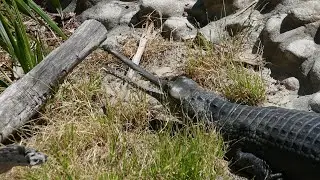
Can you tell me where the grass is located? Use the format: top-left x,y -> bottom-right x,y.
185,33 -> 266,106
0,22 -> 267,179
0,50 -> 231,179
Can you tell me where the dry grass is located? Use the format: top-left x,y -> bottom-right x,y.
0,47 -> 230,179
0,21 -> 267,179
185,33 -> 266,106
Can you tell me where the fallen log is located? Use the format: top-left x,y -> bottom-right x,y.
0,19 -> 108,142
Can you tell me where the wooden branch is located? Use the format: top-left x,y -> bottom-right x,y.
126,22 -> 154,78
120,22 -> 156,100
0,19 -> 108,142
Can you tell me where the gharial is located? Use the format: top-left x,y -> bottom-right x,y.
103,48 -> 320,180
0,144 -> 47,174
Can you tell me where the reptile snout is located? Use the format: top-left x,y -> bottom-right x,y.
25,149 -> 48,166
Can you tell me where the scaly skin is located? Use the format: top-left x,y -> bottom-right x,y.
105,49 -> 320,180
182,90 -> 320,180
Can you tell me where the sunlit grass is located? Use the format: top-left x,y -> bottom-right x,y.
185,33 -> 266,106
0,50 -> 230,179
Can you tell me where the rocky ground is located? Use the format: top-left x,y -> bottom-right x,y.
5,0 -> 320,179
45,0 -> 320,113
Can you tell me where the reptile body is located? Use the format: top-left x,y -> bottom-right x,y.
105,48 -> 320,180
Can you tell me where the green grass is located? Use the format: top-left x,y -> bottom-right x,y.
185,33 -> 266,106
0,25 -> 267,179
0,53 -> 230,179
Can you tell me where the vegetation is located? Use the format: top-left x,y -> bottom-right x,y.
0,6 -> 267,179
186,33 -> 266,106
0,54 -> 231,179
0,0 -> 66,88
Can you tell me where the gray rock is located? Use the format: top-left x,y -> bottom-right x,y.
260,12 -> 320,76
78,1 -> 139,30
287,1 -> 320,24
100,25 -> 133,50
199,20 -> 227,44
282,38 -> 318,66
308,55 -> 320,91
203,0 -> 255,18
285,94 -> 313,112
138,0 -> 186,18
309,92 -> 320,113
75,0 -> 106,13
281,77 -> 300,91
162,17 -> 197,41
200,10 -> 264,44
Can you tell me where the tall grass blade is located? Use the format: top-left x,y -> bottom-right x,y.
0,13 -> 19,63
0,20 -> 15,59
12,0 -> 35,72
0,79 -> 9,88
27,0 -> 67,39
49,0 -> 64,19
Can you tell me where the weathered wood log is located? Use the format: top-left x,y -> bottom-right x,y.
0,145 -> 47,174
0,19 -> 108,142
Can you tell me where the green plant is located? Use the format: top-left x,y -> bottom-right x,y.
185,32 -> 266,106
0,0 -> 67,88
0,54 -> 231,179
222,65 -> 265,106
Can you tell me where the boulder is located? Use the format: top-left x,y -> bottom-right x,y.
281,77 -> 300,91
78,1 -> 140,30
162,17 -> 197,41
200,10 -> 264,44
309,91 -> 320,113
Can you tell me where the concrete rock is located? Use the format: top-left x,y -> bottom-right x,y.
100,26 -> 133,50
75,0 -> 104,13
78,1 -> 139,30
138,0 -> 186,18
287,1 -> 320,24
282,38 -> 318,67
260,12 -> 320,77
309,92 -> 320,113
203,0 -> 255,18
200,10 -> 264,44
281,77 -> 300,91
308,55 -> 320,92
162,17 -> 197,41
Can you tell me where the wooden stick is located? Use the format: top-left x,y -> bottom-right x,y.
0,19 -> 107,142
127,21 -> 154,78
120,21 -> 156,100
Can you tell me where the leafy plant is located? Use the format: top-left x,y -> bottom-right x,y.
0,0 -> 67,89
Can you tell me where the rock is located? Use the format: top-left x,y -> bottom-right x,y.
309,55 -> 320,91
260,11 -> 320,78
200,20 -> 227,44
287,1 -> 320,24
309,92 -> 320,113
138,0 -> 186,18
200,10 -> 264,44
282,38 -> 319,67
78,1 -> 140,30
162,17 -> 197,41
100,26 -> 133,50
186,0 -> 207,26
281,77 -> 300,91
75,0 -> 106,14
152,66 -> 173,77
203,0 -> 255,19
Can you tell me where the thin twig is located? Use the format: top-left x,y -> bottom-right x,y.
121,19 -> 156,100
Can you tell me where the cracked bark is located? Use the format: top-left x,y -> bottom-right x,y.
0,19 -> 108,142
